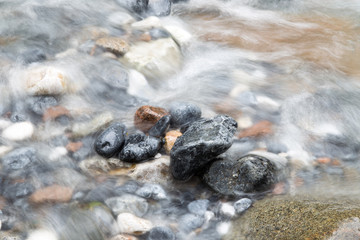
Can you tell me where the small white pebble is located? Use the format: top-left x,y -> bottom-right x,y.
216,222 -> 231,236
154,153 -> 162,159
220,203 -> 236,218
49,147 -> 68,161
2,121 -> 34,141
237,116 -> 253,129
26,229 -> 58,240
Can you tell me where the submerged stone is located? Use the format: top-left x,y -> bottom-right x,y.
94,123 -> 127,158
147,226 -> 175,240
169,102 -> 201,128
148,115 -> 171,138
170,115 -> 237,181
134,105 -> 169,133
105,194 -> 149,217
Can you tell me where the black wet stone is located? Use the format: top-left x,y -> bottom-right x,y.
170,115 -> 237,181
148,226 -> 175,240
94,123 -> 127,158
2,147 -> 37,173
119,133 -> 161,163
169,102 -> 202,128
27,95 -> 58,115
148,115 -> 171,138
203,154 -> 277,196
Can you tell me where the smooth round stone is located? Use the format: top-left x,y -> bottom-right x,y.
187,199 -> 209,216
94,123 -> 127,158
219,203 -> 236,218
117,213 -> 153,235
27,96 -> 58,115
119,134 -> 162,163
178,213 -> 205,233
105,194 -> 149,217
2,121 -> 34,141
2,147 -> 37,172
134,105 -> 169,133
234,198 -> 252,214
135,183 -> 167,200
169,102 -> 201,128
148,226 -> 175,240
148,115 -> 171,138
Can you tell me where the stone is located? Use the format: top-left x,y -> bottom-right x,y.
116,0 -> 149,15
79,157 -> 111,176
94,123 -> 127,158
25,66 -> 68,95
3,182 -> 35,202
131,16 -> 162,30
216,222 -> 231,236
95,37 -> 130,56
119,133 -> 162,163
122,38 -> 181,83
117,213 -> 153,235
2,147 -> 37,172
164,130 -> 182,153
71,112 -> 113,138
169,102 -> 201,128
203,154 -> 278,195
170,115 -> 237,181
149,28 -> 170,40
134,105 -> 169,132
49,147 -> 68,161
26,229 -> 58,240
27,96 -> 58,115
234,198 -> 252,214
105,194 -> 149,217
66,141 -> 83,153
108,12 -> 136,28
328,217 -> 360,240
29,185 -> 73,204
148,0 -> 172,17
147,226 -> 175,240
219,203 -> 236,218
238,120 -> 273,138
187,199 -> 209,216
178,213 -> 205,233
163,25 -> 192,47
135,183 -> 167,200
148,115 -> 171,137
2,121 -> 34,141
43,106 -> 70,121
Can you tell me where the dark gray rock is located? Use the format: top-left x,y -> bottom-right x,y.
203,154 -> 277,196
148,226 -> 175,240
148,0 -> 172,16
148,115 -> 171,138
169,102 -> 202,128
234,198 -> 252,214
116,0 -> 149,14
92,206 -> 119,236
119,133 -> 161,163
135,183 -> 167,200
94,123 -> 127,158
105,194 -> 148,217
179,213 -> 205,233
187,199 -> 209,216
114,180 -> 140,195
170,115 -> 237,181
27,96 -> 58,115
2,147 -> 37,173
149,28 -> 171,40
3,182 -> 35,202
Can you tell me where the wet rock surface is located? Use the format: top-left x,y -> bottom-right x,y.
148,115 -> 171,138
94,122 -> 127,158
134,105 -> 169,133
169,102 -> 202,128
170,115 -> 237,180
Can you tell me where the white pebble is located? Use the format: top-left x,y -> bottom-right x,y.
2,121 -> 34,141
220,203 -> 236,218
216,222 -> 231,236
49,147 -> 68,161
117,213 -> 153,235
26,229 -> 58,240
237,116 -> 253,129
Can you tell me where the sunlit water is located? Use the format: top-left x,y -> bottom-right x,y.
1,0 -> 360,239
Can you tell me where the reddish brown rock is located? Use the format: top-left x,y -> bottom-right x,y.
43,106 -> 70,121
238,120 -> 273,138
29,185 -> 73,204
66,141 -> 83,152
164,130 -> 182,153
134,105 -> 169,132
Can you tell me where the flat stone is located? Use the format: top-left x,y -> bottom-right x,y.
170,115 -> 237,181
29,185 -> 73,204
105,194 -> 148,217
79,157 -> 111,176
238,120 -> 273,138
234,198 -> 252,214
96,37 -> 129,56
134,105 -> 169,133
164,130 -> 182,153
117,213 -> 153,235
2,121 -> 34,141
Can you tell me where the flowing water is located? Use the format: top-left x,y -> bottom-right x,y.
1,0 -> 360,239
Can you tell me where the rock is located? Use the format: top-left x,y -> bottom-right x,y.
179,213 -> 204,233
66,141 -> 83,153
111,234 -> 138,240
134,105 -> 169,132
26,229 -> 58,240
95,37 -> 130,56
115,181 -> 140,194
170,115 -> 237,181
119,133 -> 162,163
108,12 -> 136,28
164,130 -> 182,153
79,157 -> 111,176
27,96 -> 58,115
21,48 -> 46,64
116,0 -> 149,15
187,199 -> 209,216
203,154 -> 278,195
29,185 -> 73,204
71,112 -> 113,138
122,38 -> 181,83
148,0 -> 172,16
163,25 -> 192,47
149,28 -> 170,40
169,102 -> 201,128
49,146 -> 68,161
148,115 -> 171,137
234,198 -> 252,214
219,203 -> 236,218
2,121 -> 34,141
2,147 -> 37,173
238,120 -> 273,138
94,123 -> 127,158
131,16 -> 162,30
105,194 -> 149,217
43,106 -> 70,121
147,226 -> 175,240
3,182 -> 35,201
117,213 -> 153,235
25,66 -> 68,95
135,183 -> 167,200
217,222 -> 231,236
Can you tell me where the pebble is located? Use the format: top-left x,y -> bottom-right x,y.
71,112 -> 113,138
117,213 -> 153,235
95,37 -> 129,56
2,147 -> 37,172
94,122 -> 127,158
187,199 -> 209,216
147,226 -> 175,240
131,16 -> 162,30
29,184 -> 73,204
169,102 -> 202,128
178,213 -> 205,233
219,203 -> 236,218
234,198 -> 252,214
43,106 -> 70,121
49,146 -> 68,161
25,66 -> 68,95
238,120 -> 273,138
148,115 -> 171,137
2,121 -> 34,141
27,95 -> 58,115
105,194 -> 149,217
134,105 -> 169,132
135,183 -> 167,200
164,130 -> 182,153
26,229 -> 58,240
79,157 -> 111,176
170,115 -> 237,180
163,25 -> 192,47
216,222 -> 231,236
3,182 -> 35,202
119,134 -> 162,163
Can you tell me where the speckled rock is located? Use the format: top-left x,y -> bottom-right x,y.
94,123 -> 127,158
135,183 -> 167,200
2,147 -> 37,173
169,102 -> 201,128
27,96 -> 58,115
134,105 -> 169,132
117,213 -> 153,235
178,213 -> 205,233
95,37 -> 129,56
187,199 -> 209,216
170,115 -> 237,181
